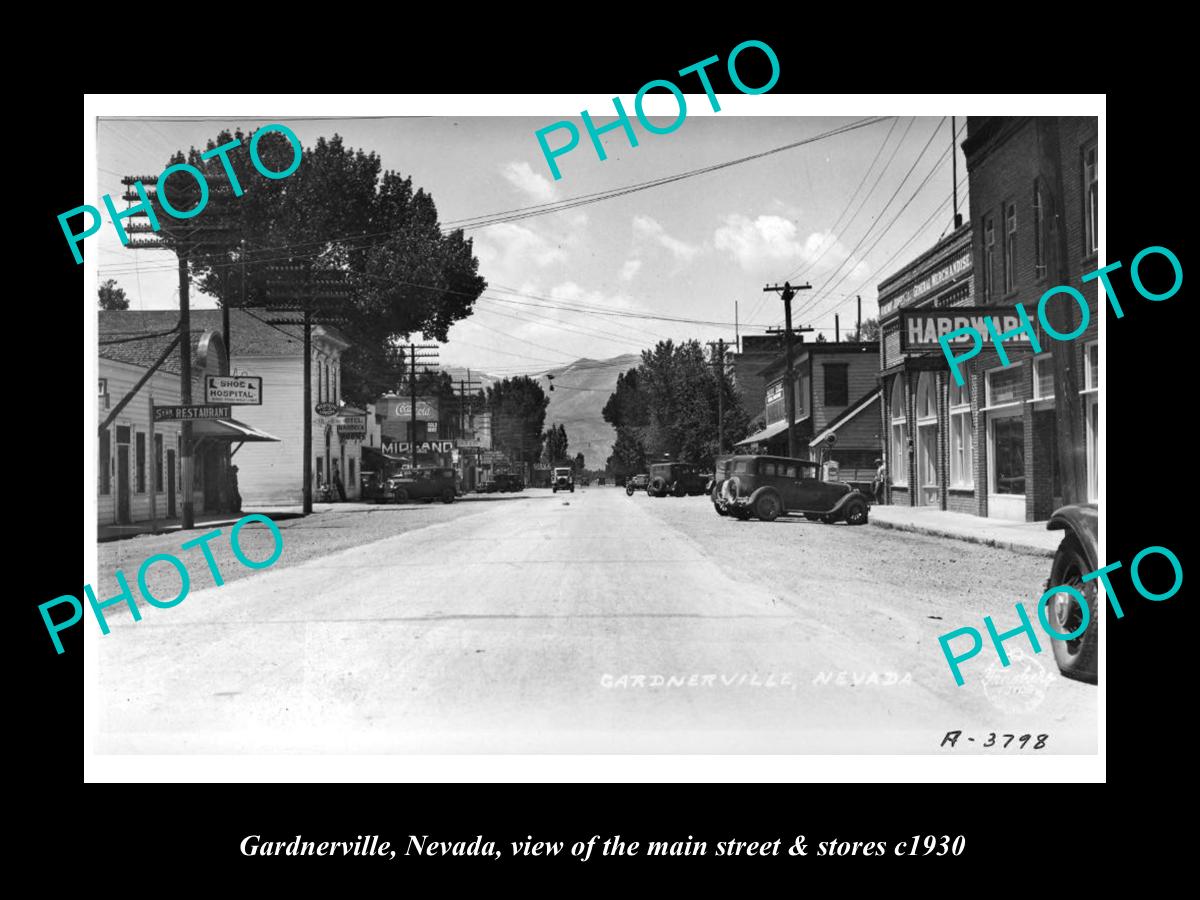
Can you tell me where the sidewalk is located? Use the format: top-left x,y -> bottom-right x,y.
97,505 -> 311,542
868,504 -> 1061,558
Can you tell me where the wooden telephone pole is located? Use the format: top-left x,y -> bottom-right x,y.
763,281 -> 813,458
402,344 -> 440,462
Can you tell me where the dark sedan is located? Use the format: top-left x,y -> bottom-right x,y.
712,454 -> 870,524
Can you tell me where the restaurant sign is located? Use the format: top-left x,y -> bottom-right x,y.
900,307 -> 1039,352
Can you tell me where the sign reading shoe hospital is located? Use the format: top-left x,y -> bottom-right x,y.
205,374 -> 262,405
899,307 -> 1041,352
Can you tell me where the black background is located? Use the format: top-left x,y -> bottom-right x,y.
21,24 -> 1184,886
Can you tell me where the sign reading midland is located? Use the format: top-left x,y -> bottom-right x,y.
205,375 -> 262,405
900,307 -> 1040,352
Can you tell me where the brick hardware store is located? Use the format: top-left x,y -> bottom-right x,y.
880,116 -> 1100,522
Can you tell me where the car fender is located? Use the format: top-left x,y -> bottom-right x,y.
1046,504 -> 1098,571
748,485 -> 785,512
827,490 -> 869,515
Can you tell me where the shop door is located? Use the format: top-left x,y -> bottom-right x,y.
116,445 -> 131,524
166,449 -> 177,518
917,425 -> 938,506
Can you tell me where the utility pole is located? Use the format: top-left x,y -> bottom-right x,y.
1036,117 -> 1086,505
857,295 -> 862,341
402,343 -> 440,464
835,314 -> 840,343
763,281 -> 813,458
707,339 -> 730,454
121,169 -> 238,530
951,116 -> 962,229
734,301 -> 740,353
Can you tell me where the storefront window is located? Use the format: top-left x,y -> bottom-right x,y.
765,381 -> 784,423
99,429 -> 111,495
889,376 -> 908,487
1034,355 -> 1055,400
1084,342 -> 1099,391
949,377 -> 973,488
915,373 -> 938,505
991,416 -> 1025,495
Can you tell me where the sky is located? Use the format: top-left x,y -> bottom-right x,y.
95,113 -> 968,375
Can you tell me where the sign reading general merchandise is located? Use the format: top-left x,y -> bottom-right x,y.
881,252 -> 971,316
900,308 -> 1039,352
153,404 -> 231,422
205,375 -> 262,405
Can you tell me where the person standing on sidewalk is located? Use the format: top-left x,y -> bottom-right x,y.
872,458 -> 887,505
333,466 -> 346,502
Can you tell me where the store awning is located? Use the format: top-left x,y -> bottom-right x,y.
190,418 -> 280,443
362,445 -> 405,464
735,418 -> 791,446
809,389 -> 881,447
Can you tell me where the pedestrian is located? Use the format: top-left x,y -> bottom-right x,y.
333,466 -> 346,502
228,464 -> 242,514
872,458 -> 886,504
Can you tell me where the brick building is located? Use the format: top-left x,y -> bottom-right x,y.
957,116 -> 1099,520
877,223 -> 976,513
728,333 -> 781,418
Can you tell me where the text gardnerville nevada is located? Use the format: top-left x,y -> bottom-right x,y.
84,98 -> 1104,753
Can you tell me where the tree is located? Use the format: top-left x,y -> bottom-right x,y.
154,129 -> 486,406
487,376 -> 549,467
574,451 -> 585,472
816,333 -> 828,343
844,317 -> 880,342
544,422 -> 569,462
98,278 -> 129,310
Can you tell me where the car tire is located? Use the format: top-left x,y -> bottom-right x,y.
626,484 -> 635,496
731,508 -> 752,521
442,489 -> 455,504
843,500 -> 868,526
650,476 -> 668,497
713,503 -> 728,517
1047,534 -> 1098,684
393,489 -> 408,504
754,493 -> 781,522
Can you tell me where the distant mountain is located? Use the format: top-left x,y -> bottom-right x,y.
446,354 -> 639,470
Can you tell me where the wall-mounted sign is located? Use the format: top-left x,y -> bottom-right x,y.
383,440 -> 456,454
206,374 -> 262,405
899,308 -> 1039,352
881,252 -> 971,316
153,404 -> 231,422
315,401 -> 339,417
392,400 -> 438,420
336,413 -> 367,438
765,382 -> 783,403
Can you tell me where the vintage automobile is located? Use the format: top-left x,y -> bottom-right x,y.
552,466 -> 575,493
360,470 -> 392,503
1044,503 -> 1098,684
625,473 -> 650,496
712,454 -> 870,524
493,473 -> 525,493
388,467 -> 457,504
647,462 -> 708,498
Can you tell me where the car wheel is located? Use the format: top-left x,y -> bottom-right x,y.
570,486 -> 575,493
844,500 -> 868,526
626,485 -> 635,496
393,489 -> 408,504
649,476 -> 668,497
442,489 -> 455,504
713,502 -> 728,517
1047,534 -> 1098,683
731,508 -> 752,521
754,493 -> 781,522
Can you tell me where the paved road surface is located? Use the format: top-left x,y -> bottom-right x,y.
96,488 -> 1097,754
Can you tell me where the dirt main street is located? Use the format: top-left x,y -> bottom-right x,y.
93,487 -> 1097,754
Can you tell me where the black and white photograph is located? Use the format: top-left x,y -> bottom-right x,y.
79,97 -> 1104,770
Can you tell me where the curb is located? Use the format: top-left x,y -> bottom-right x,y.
868,518 -> 1056,559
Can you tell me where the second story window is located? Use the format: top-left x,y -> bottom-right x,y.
824,364 -> 849,406
1033,183 -> 1046,279
1083,143 -> 1098,255
982,216 -> 995,301
1003,203 -> 1017,293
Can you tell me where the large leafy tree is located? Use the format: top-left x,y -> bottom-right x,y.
487,376 -> 549,467
153,128 -> 485,405
544,422 -> 569,462
98,278 -> 129,310
603,339 -> 750,469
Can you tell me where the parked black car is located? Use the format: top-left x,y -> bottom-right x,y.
712,454 -> 869,524
388,467 -> 457,504
647,462 -> 708,497
1044,503 -> 1098,684
625,473 -> 650,496
493,473 -> 525,493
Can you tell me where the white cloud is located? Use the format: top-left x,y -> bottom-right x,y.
714,214 -> 870,282
631,214 -> 699,262
475,222 -> 566,274
500,160 -> 558,203
618,259 -> 642,282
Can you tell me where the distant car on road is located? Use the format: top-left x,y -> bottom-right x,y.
493,473 -> 525,493
1044,503 -> 1098,684
647,462 -> 708,498
625,473 -> 650,496
389,467 -> 457,504
712,454 -> 869,524
360,470 -> 391,503
552,467 -> 574,493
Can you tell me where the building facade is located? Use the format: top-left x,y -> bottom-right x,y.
737,340 -> 882,483
960,116 -> 1099,521
877,223 -> 976,513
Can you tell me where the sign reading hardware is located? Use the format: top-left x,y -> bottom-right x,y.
153,404 -> 232,422
900,308 -> 1039,352
205,375 -> 262,405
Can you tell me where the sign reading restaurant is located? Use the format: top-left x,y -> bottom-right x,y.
205,374 -> 262,405
900,307 -> 1039,352
880,251 -> 971,316
153,404 -> 232,422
